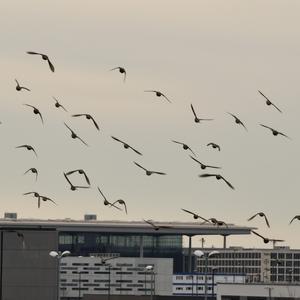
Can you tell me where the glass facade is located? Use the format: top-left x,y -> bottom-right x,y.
59,232 -> 183,271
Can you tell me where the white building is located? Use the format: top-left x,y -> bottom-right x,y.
173,273 -> 246,296
59,256 -> 173,299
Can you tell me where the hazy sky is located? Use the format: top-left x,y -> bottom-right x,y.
1,0 -> 300,249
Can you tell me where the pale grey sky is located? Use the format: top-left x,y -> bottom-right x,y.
0,0 -> 300,248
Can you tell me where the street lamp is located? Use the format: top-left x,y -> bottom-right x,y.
49,250 -> 71,300
75,271 -> 83,300
145,265 -> 154,300
194,250 -> 219,300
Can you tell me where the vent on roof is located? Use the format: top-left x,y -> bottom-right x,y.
4,212 -> 17,220
84,214 -> 97,221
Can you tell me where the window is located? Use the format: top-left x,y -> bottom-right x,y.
176,276 -> 183,280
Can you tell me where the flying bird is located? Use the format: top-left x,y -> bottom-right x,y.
289,215 -> 300,224
52,97 -> 67,112
189,155 -> 221,170
110,67 -> 127,82
26,51 -> 55,72
16,145 -> 37,157
260,124 -> 291,139
248,212 -> 270,228
23,191 -> 41,208
190,104 -> 213,123
111,136 -> 142,155
97,187 -> 121,210
64,123 -> 88,146
181,208 -> 210,222
258,90 -> 282,113
72,114 -> 100,131
144,90 -> 171,103
134,162 -> 166,176
23,104 -> 43,124
208,218 -> 228,227
207,143 -> 220,151
65,169 -> 91,185
227,112 -> 247,131
199,173 -> 235,190
15,79 -> 30,91
172,140 -> 196,156
252,230 -> 284,244
23,167 -> 38,181
143,219 -> 172,231
63,172 -> 90,191
111,199 -> 128,214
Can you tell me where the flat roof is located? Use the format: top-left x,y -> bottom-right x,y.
0,218 -> 255,236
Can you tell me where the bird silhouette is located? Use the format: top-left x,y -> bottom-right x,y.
23,191 -> 41,208
16,145 -> 37,157
111,136 -> 142,155
97,187 -> 122,210
172,140 -> 196,156
207,143 -> 221,151
289,215 -> 300,224
53,97 -> 67,112
143,219 -> 172,231
64,123 -> 88,146
26,51 -> 55,72
110,67 -> 127,82
260,124 -> 290,139
72,114 -> 100,131
111,199 -> 128,214
24,104 -> 44,124
190,104 -> 213,123
65,169 -> 91,185
248,212 -> 270,228
258,90 -> 282,113
23,167 -> 38,181
207,218 -> 228,227
63,172 -> 90,191
199,173 -> 235,190
252,230 -> 284,244
134,162 -> 166,176
144,90 -> 171,103
15,79 -> 30,91
227,112 -> 247,131
181,208 -> 210,222
189,155 -> 221,170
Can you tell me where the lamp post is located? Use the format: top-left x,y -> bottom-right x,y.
100,256 -> 118,300
49,250 -> 71,300
75,271 -> 83,300
145,265 -> 154,300
0,230 -> 25,300
194,250 -> 219,300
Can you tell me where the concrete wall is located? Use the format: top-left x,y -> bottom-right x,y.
1,229 -> 58,300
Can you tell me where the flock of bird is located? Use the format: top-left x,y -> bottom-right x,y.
8,51 -> 297,247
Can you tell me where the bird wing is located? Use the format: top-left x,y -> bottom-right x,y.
15,79 -> 20,87
190,104 -> 197,118
247,213 -> 259,221
44,197 -> 57,205
30,147 -> 38,157
63,172 -> 73,187
47,58 -> 55,72
111,136 -> 124,144
110,67 -> 120,71
38,111 -> 44,124
199,173 -> 217,178
181,208 -> 196,216
23,168 -> 32,175
260,124 -> 273,131
123,70 -> 126,82
251,230 -> 265,239
23,192 -> 37,196
90,116 -> 100,130
220,176 -> 235,190
38,197 -> 40,209
227,112 -> 237,120
172,140 -> 183,145
77,135 -> 89,146
161,93 -> 172,103
27,51 -> 42,55
206,164 -> 221,169
189,155 -> 203,166
278,131 -> 291,140
258,90 -> 271,102
97,187 -> 108,202
74,185 -> 90,189
129,145 -> 142,155
65,170 -> 77,176
82,171 -> 91,185
188,147 -> 196,156
64,122 -> 73,133
24,103 -> 35,109
271,102 -> 282,113
289,216 -> 299,224
134,161 -> 147,171
143,219 -> 155,228
152,171 -> 167,175
240,121 -> 248,131
144,90 -> 156,93
72,114 -> 85,117
264,215 -> 270,228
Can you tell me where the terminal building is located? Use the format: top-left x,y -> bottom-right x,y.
0,213 -> 300,299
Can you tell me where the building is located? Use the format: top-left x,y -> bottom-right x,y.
0,214 -> 255,300
190,246 -> 300,284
